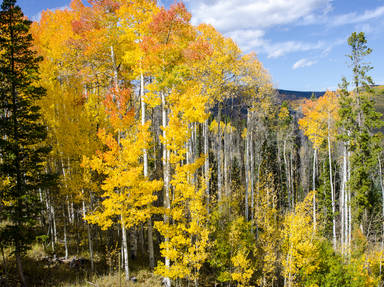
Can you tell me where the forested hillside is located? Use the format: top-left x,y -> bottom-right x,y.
1,1 -> 384,287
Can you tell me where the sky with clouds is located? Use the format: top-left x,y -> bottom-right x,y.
18,0 -> 384,91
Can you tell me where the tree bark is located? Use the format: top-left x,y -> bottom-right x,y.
224,126 -> 228,198
63,207 -> 69,259
217,105 -> 223,203
82,200 -> 94,272
121,217 -> 130,281
312,148 -> 317,231
328,135 -> 336,249
148,217 -> 155,270
250,131 -> 255,222
245,112 -> 250,220
283,140 -> 291,210
16,249 -> 27,287
162,92 -> 171,287
204,120 -> 210,211
1,244 -> 7,278
341,143 -> 347,255
140,71 -> 155,270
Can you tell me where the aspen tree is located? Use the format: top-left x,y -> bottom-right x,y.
82,87 -> 162,280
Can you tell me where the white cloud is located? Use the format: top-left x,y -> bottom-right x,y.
266,41 -> 324,58
225,29 -> 325,58
357,23 -> 373,34
225,29 -> 265,51
320,37 -> 345,57
292,58 -> 317,69
190,0 -> 331,33
330,5 -> 384,26
188,0 -> 384,60
188,0 -> 333,58
31,5 -> 68,22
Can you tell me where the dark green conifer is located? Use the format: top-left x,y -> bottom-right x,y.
338,32 -> 383,232
0,0 -> 53,285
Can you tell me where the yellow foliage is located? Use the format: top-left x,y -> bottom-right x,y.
83,120 -> 162,230
298,90 -> 339,150
231,250 -> 254,287
282,191 -> 321,287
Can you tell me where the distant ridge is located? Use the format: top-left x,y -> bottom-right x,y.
277,89 -> 325,101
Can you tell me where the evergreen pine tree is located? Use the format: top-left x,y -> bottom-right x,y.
338,32 -> 383,235
0,0 -> 52,285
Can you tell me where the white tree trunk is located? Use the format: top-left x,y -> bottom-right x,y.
283,140 -> 291,210
312,148 -> 317,231
51,205 -> 57,245
245,112 -> 250,220
290,151 -> 294,208
250,132 -> 255,221
245,134 -> 249,220
224,128 -> 228,198
63,208 -> 68,259
140,71 -> 155,269
348,150 -> 352,252
204,120 -> 210,210
217,108 -> 222,203
121,217 -> 130,281
82,200 -> 94,272
162,92 -> 171,287
341,144 -> 346,255
328,135 -> 336,249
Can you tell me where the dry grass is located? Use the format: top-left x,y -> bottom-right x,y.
0,242 -> 163,287
60,270 -> 162,287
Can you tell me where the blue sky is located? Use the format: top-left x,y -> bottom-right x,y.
17,0 -> 384,91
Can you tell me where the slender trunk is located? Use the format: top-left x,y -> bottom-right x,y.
45,193 -> 54,252
148,217 -> 155,269
70,201 -> 74,224
204,120 -> 210,211
141,71 -> 148,178
130,229 -> 138,260
312,148 -> 317,231
328,135 -> 336,249
250,132 -> 255,222
16,249 -> 27,287
342,144 -> 351,256
283,140 -> 290,209
290,152 -> 294,208
245,112 -> 250,220
111,46 -> 118,89
39,189 -> 44,225
50,202 -> 57,255
51,205 -> 57,245
67,200 -> 72,225
121,217 -> 129,281
341,143 -> 347,255
63,207 -> 68,260
82,200 -> 94,272
245,130 -> 249,220
347,150 -> 351,253
217,106 -> 222,203
1,244 -> 7,277
140,71 -> 155,269
162,92 -> 171,287
224,127 -> 228,198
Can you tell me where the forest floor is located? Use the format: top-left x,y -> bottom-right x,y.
0,244 -> 162,287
